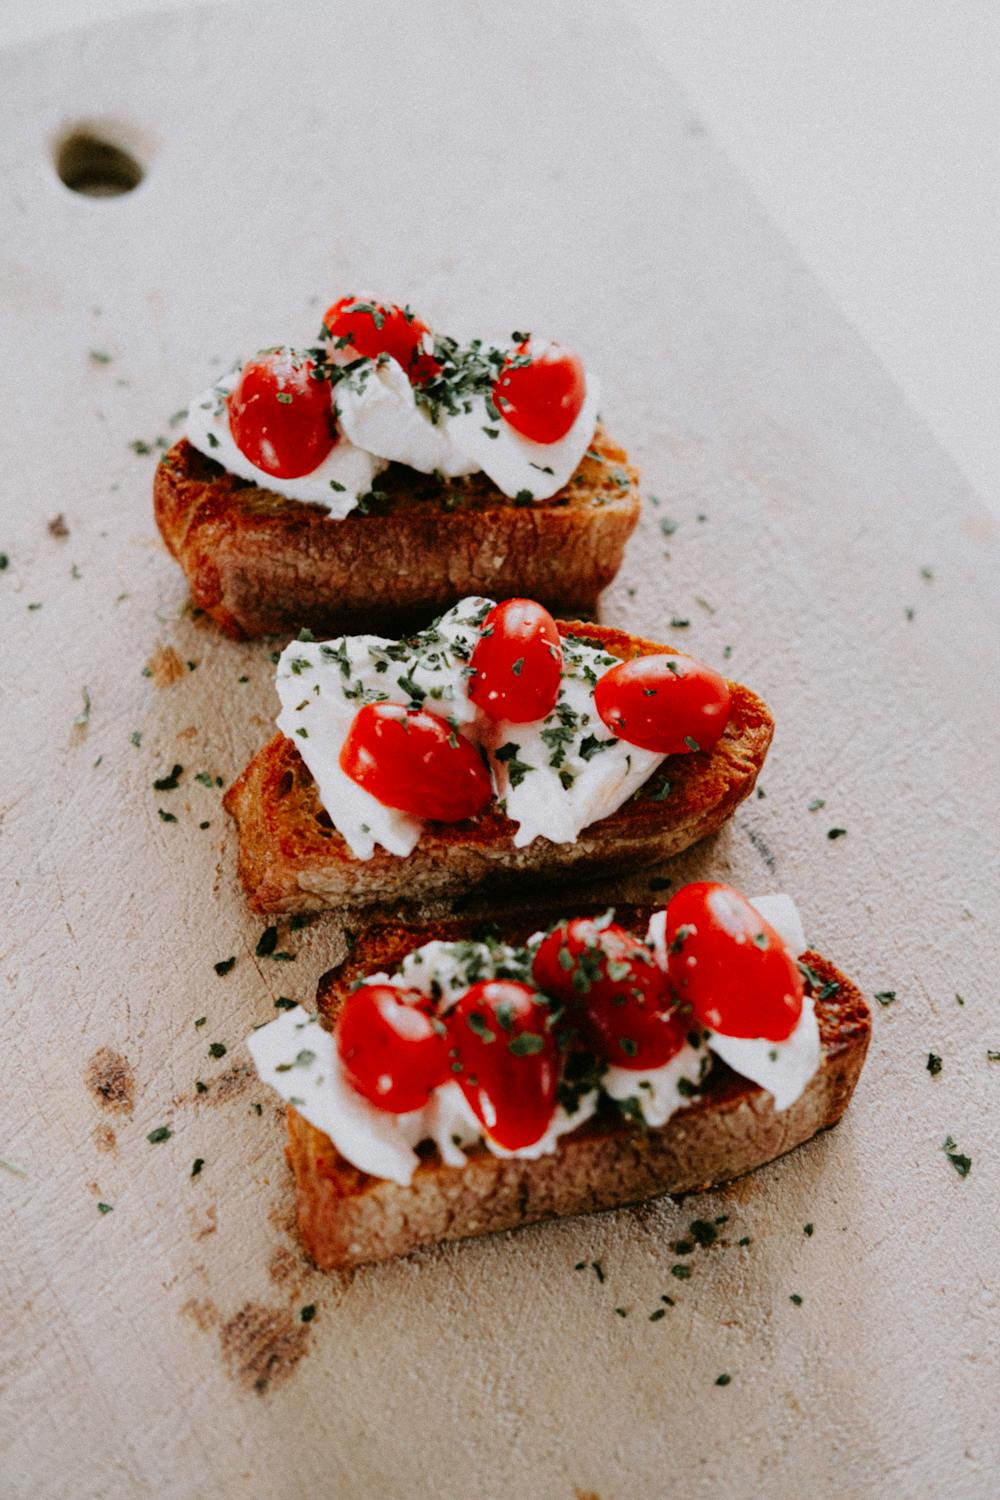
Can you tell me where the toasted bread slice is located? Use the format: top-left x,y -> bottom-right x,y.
280,905 -> 870,1270
223,621 -> 774,914
153,426 -> 640,639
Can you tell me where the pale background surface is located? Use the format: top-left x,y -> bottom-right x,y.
1,4 -> 998,1499
3,0 -> 999,515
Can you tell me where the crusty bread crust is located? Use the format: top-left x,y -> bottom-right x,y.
222,621 -> 774,913
282,911 -> 870,1270
154,427 -> 640,639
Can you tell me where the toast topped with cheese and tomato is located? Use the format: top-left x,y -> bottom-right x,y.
247,884 -> 871,1269
223,600 -> 774,914
154,298 -> 640,639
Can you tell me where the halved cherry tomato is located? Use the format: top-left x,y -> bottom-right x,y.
227,349 -> 336,478
533,918 -> 686,1069
594,653 -> 731,755
322,296 -> 439,383
665,882 -> 803,1041
450,981 -> 558,1149
339,703 -> 492,822
492,340 -> 586,444
468,599 -> 563,723
336,983 -> 450,1112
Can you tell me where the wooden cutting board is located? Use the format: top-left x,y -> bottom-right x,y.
2,4 -> 997,1496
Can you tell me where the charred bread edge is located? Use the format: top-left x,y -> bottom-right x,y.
281,923 -> 868,1270
222,623 -> 775,913
153,427 -> 641,639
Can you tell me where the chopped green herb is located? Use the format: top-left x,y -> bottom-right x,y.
926,1053 -> 942,1076
808,798 -> 826,812
827,827 -> 847,840
645,779 -> 672,801
300,1304 -> 317,1323
670,1264 -> 692,1280
715,1374 -> 732,1386
804,1222 -> 814,1236
789,1293 -> 803,1306
73,687 -> 92,727
147,1126 -> 172,1144
941,1136 -> 971,1177
153,764 -> 183,791
97,1201 -> 113,1213
208,1042 -> 227,1059
592,1261 -> 605,1283
509,1032 -> 544,1056
649,1308 -> 666,1322
274,997 -> 296,1011
157,809 -> 177,823
874,990 -> 897,1006
191,1158 -> 205,1177
256,926 -> 279,957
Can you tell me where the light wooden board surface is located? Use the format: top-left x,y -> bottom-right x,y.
1,4 -> 998,1497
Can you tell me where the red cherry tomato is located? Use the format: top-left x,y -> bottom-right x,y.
339,703 -> 492,823
665,882 -> 804,1041
322,296 -> 440,383
450,981 -> 559,1149
533,918 -> 686,1070
493,340 -> 586,444
594,653 -> 731,755
336,983 -> 450,1113
468,599 -> 563,723
227,350 -> 336,479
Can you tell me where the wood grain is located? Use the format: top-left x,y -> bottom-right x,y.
1,3 -> 997,1498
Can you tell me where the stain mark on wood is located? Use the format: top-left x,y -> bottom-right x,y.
219,1302 -> 310,1395
268,1246 -> 303,1288
196,1061 -> 254,1106
146,644 -> 186,687
85,1047 -> 135,1115
190,1203 -> 218,1241
93,1123 -> 117,1153
181,1297 -> 220,1333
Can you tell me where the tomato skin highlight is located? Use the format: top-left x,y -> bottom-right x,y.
665,882 -> 804,1041
227,350 -> 336,478
336,984 -> 450,1112
339,703 -> 492,823
533,918 -> 685,1069
468,599 -> 563,723
450,981 -> 559,1149
322,296 -> 439,383
493,340 -> 586,444
594,653 -> 731,755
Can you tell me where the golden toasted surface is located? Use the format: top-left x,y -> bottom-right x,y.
153,426 -> 641,638
222,621 -> 775,913
287,927 -> 869,1269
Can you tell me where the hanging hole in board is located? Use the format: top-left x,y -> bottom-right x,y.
54,129 -> 145,197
